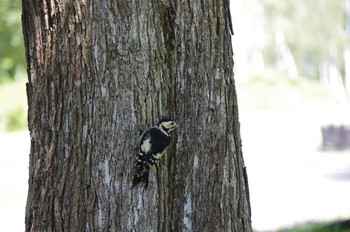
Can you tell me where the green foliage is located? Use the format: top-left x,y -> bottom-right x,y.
0,0 -> 27,131
237,69 -> 330,110
261,0 -> 347,79
0,0 -> 26,82
0,78 -> 27,131
5,106 -> 27,131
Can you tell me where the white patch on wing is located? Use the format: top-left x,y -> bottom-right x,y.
140,137 -> 151,153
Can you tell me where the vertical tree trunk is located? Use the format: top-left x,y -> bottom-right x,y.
22,0 -> 252,231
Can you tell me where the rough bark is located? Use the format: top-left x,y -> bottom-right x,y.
23,0 -> 252,231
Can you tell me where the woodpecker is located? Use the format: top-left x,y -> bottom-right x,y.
132,118 -> 177,188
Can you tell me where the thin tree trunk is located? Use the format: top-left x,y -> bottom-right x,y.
22,0 -> 252,231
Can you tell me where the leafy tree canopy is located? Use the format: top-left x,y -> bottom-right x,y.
0,0 -> 26,81
262,0 -> 346,79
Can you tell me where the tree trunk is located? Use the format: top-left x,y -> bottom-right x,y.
22,0 -> 252,231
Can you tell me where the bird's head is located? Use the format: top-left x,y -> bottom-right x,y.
157,118 -> 177,133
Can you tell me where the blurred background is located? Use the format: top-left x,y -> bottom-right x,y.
0,1 -> 28,231
0,0 -> 349,231
231,0 -> 350,231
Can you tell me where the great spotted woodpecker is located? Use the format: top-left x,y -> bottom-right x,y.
132,118 -> 177,188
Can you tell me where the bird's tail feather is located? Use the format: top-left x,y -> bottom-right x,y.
132,171 -> 149,188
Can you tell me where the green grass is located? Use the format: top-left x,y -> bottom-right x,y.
236,69 -> 332,110
277,220 -> 350,232
0,77 -> 27,131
